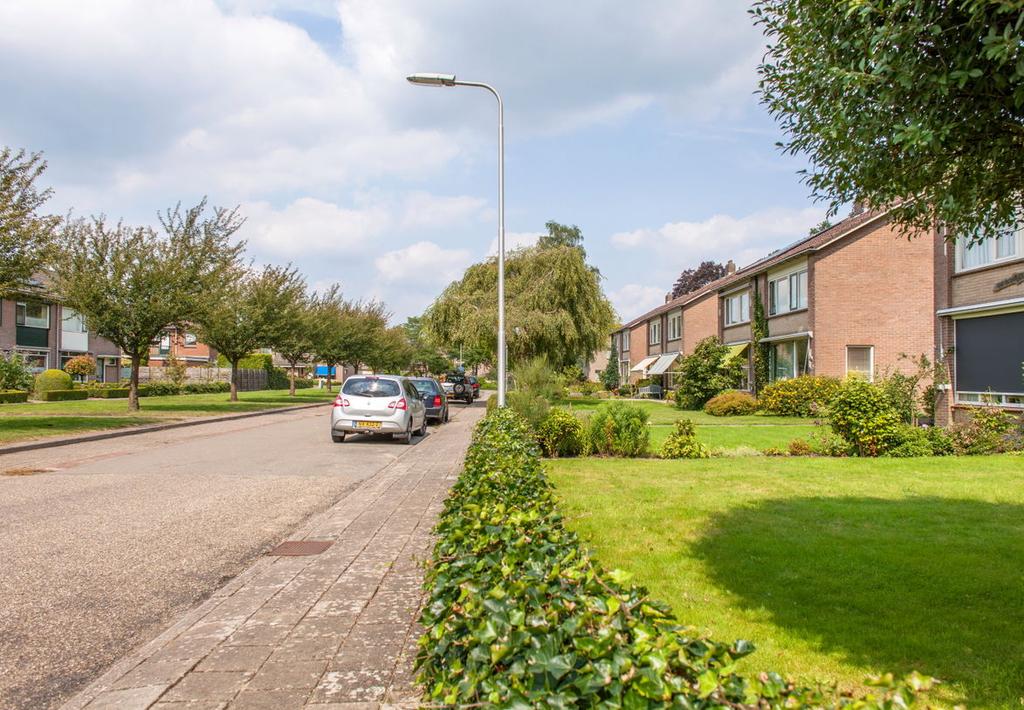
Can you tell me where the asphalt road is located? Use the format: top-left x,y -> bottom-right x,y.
0,401 -> 476,710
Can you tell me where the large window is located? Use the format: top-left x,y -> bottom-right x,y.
17,350 -> 48,373
769,269 -> 808,315
622,330 -> 630,352
649,320 -> 661,345
724,291 -> 750,325
16,301 -> 49,329
668,312 -> 681,340
159,333 -> 171,354
769,339 -> 809,381
956,224 -> 1022,272
62,308 -> 87,333
954,311 -> 1024,407
846,345 -> 874,381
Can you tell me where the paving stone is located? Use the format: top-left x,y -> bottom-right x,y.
85,685 -> 169,709
228,688 -> 312,709
247,659 -> 328,690
162,672 -> 252,702
196,646 -> 274,673
111,657 -> 200,690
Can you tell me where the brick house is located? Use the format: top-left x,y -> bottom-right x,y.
935,223 -> 1024,424
611,207 -> 946,398
0,291 -> 121,382
148,326 -> 218,366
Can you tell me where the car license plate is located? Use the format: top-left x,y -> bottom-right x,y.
355,420 -> 381,429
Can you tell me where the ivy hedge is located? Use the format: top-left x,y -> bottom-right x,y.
417,407 -> 933,707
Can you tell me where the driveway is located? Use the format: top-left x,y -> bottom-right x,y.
0,400 -> 480,710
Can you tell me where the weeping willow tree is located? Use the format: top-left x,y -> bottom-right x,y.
424,237 -> 615,370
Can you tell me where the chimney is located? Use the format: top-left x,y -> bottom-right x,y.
851,200 -> 865,216
725,259 -> 736,275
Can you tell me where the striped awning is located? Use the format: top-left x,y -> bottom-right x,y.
726,342 -> 749,360
630,356 -> 658,373
648,352 -> 680,375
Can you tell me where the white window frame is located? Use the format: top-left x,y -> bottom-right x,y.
769,339 -> 809,382
622,330 -> 630,352
648,320 -> 661,346
667,312 -> 682,340
62,308 -> 87,334
16,301 -> 50,329
16,348 -> 49,373
769,267 -> 808,316
184,332 -> 198,346
955,391 -> 1024,408
724,291 -> 750,326
955,224 -> 1023,273
845,345 -> 874,381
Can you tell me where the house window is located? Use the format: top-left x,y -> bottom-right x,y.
768,269 -> 808,316
649,321 -> 661,345
184,332 -> 198,346
846,345 -> 874,381
17,350 -> 48,373
16,301 -> 49,329
622,331 -> 630,352
159,333 -> 171,354
769,339 -> 808,381
62,308 -> 87,333
954,311 -> 1024,407
724,292 -> 750,325
956,224 -> 1022,272
668,313 -> 681,340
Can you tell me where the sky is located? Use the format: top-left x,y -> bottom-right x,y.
0,0 -> 829,324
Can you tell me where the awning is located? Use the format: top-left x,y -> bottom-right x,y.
630,356 -> 658,373
758,330 -> 813,344
726,342 -> 749,360
648,352 -> 680,375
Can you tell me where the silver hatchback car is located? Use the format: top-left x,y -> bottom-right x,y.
330,375 -> 427,444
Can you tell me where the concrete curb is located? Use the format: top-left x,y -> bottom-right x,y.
0,401 -> 330,457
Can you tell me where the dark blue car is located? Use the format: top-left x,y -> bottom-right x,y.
410,377 -> 449,424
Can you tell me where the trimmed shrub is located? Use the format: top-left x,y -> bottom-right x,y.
660,418 -> 710,459
0,352 -> 33,391
34,369 -> 73,395
87,387 -> 131,399
587,400 -> 649,457
759,375 -> 841,416
182,381 -> 232,394
828,378 -> 902,456
704,390 -> 757,416
0,390 -> 30,403
536,408 -> 586,457
418,407 -> 934,707
141,381 -> 182,396
38,389 -> 89,401
63,354 -> 97,379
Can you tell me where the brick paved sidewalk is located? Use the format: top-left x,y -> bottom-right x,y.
63,402 -> 485,710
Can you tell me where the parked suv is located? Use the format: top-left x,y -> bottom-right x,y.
330,375 -> 427,444
442,372 -> 474,404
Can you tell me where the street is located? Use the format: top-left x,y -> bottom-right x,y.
0,401 -> 480,709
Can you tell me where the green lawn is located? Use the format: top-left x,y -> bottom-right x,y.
548,455 -> 1024,709
0,388 -> 334,443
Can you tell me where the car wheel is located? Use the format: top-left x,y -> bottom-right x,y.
332,432 -> 345,443
418,416 -> 428,437
402,422 -> 413,445
443,408 -> 449,423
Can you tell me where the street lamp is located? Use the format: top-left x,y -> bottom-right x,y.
407,72 -> 507,408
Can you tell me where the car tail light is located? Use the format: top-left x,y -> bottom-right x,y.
433,395 -> 442,407
388,397 -> 408,411
332,397 -> 350,408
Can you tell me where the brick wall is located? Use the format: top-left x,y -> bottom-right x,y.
812,219 -> 938,379
950,259 -> 1024,307
681,293 -> 718,355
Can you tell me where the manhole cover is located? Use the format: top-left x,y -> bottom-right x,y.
267,540 -> 333,556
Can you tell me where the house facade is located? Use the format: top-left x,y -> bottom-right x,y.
935,224 -> 1024,424
0,295 -> 121,382
611,207 -> 976,415
148,326 -> 218,366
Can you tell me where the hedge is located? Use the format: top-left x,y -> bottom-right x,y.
87,388 -> 131,399
37,389 -> 89,402
0,390 -> 30,404
417,408 -> 933,707
34,369 -> 73,395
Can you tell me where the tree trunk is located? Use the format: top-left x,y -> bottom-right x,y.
128,354 -> 141,412
230,360 -> 239,402
289,365 -> 296,396
326,363 -> 333,392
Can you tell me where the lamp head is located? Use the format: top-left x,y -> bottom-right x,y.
406,72 -> 457,87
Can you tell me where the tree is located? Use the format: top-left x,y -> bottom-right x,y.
52,201 -> 245,410
309,285 -> 348,392
403,316 -> 452,375
600,340 -> 620,391
424,240 -> 615,371
671,261 -> 727,299
365,325 -> 414,374
0,148 -> 58,297
809,219 -> 833,236
538,220 -> 585,254
198,264 -> 305,401
753,1 -> 1024,240
273,290 -> 317,396
673,336 -> 743,410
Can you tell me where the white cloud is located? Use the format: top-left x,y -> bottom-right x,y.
608,284 -> 666,323
243,197 -> 391,259
374,241 -> 472,286
487,231 -> 543,256
611,207 -> 828,270
399,192 -> 488,231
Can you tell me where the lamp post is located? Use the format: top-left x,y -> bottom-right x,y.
407,72 -> 507,407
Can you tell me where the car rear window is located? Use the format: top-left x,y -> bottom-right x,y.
412,379 -> 441,395
342,377 -> 401,397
